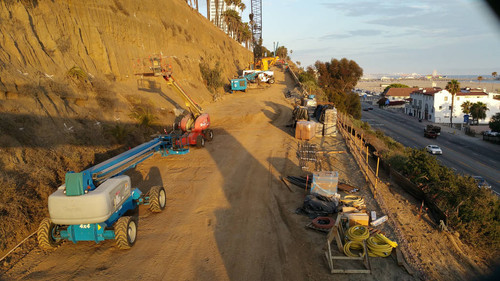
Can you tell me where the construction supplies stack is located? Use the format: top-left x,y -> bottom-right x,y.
295,121 -> 316,140
310,171 -> 339,197
297,142 -> 317,170
292,106 -> 309,122
323,108 -> 337,136
346,213 -> 370,227
341,195 -> 365,208
297,194 -> 339,218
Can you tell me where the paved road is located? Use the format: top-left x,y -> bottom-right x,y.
361,103 -> 500,194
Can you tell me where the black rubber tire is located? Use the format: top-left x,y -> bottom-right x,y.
149,186 -> 166,213
196,135 -> 205,148
269,78 -> 275,84
114,216 -> 138,250
312,217 -> 335,229
37,218 -> 61,251
204,129 -> 214,142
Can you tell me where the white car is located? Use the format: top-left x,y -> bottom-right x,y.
426,145 -> 442,155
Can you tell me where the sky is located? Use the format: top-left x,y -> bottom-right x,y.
197,0 -> 500,76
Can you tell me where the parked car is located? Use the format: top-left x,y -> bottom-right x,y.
472,176 -> 492,189
483,130 -> 499,136
368,107 -> 374,110
426,145 -> 442,155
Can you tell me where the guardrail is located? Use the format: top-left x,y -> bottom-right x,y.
285,64 -> 309,96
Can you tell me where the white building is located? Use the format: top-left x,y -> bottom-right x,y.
406,88 -> 500,124
208,0 -> 242,35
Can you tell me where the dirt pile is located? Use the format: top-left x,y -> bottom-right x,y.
0,0 -> 251,256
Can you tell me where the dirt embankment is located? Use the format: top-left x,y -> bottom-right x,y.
0,0 -> 251,256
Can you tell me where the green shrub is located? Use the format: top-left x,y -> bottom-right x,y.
108,124 -> 129,143
199,61 -> 223,93
129,106 -> 156,128
66,66 -> 87,82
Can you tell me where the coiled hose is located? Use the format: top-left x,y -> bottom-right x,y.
341,195 -> 365,207
343,225 -> 370,256
344,226 -> 398,258
367,234 -> 398,257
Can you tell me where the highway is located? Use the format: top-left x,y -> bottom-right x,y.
361,103 -> 500,195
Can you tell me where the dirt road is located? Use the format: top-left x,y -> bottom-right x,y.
4,69 -> 414,281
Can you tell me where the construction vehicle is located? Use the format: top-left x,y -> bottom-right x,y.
426,124 -> 441,135
255,56 -> 279,71
38,135 -> 190,250
424,124 -> 441,138
230,70 -> 275,93
135,55 -> 213,148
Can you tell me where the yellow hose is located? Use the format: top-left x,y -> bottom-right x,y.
366,234 -> 397,257
343,241 -> 366,257
341,195 -> 365,207
344,226 -> 398,258
345,225 -> 369,250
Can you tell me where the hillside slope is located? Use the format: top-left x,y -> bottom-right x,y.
0,0 -> 251,256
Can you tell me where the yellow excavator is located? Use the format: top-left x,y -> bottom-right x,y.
254,56 -> 279,71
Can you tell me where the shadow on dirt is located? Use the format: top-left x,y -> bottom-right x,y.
261,101 -> 295,137
126,166 -> 164,194
202,128 -> 310,280
137,78 -> 183,110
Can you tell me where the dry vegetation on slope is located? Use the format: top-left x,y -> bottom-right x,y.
0,0 -> 251,255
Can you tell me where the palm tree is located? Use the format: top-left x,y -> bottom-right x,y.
445,79 -> 460,127
221,9 -> 241,38
238,22 -> 252,48
461,100 -> 472,124
461,101 -> 472,114
470,102 -> 489,124
477,76 -> 483,89
493,72 -> 498,80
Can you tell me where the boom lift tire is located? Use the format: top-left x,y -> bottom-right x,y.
114,216 -> 138,250
37,218 -> 61,251
149,186 -> 166,213
196,135 -> 205,148
204,129 -> 214,142
269,78 -> 275,84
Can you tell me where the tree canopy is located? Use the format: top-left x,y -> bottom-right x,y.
384,83 -> 409,92
470,102 -> 489,122
314,58 -> 363,118
275,46 -> 288,59
461,101 -> 473,115
489,113 -> 500,132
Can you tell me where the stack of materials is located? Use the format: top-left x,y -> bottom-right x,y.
295,121 -> 317,140
323,108 -> 337,136
310,171 -> 339,197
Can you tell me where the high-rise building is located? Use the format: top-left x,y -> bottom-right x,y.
208,0 -> 242,34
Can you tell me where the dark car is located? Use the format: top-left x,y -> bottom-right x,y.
472,176 -> 492,189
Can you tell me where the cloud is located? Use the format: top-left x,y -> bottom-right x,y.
320,0 -> 439,18
320,29 -> 382,40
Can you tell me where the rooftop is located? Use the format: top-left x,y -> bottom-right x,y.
385,87 -> 419,97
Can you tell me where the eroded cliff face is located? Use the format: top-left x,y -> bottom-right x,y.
0,0 -> 251,255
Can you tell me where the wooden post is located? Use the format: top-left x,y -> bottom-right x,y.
365,146 -> 369,164
375,157 -> 380,189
